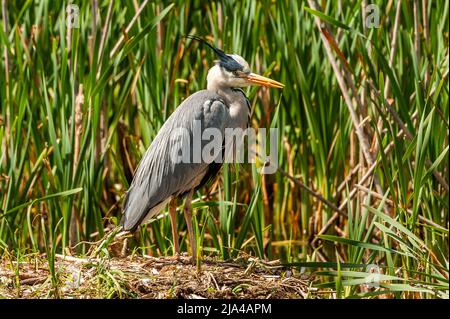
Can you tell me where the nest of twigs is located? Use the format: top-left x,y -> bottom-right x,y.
0,253 -> 313,299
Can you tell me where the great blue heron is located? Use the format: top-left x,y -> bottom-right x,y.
121,36 -> 283,261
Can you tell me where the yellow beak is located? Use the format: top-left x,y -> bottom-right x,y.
245,73 -> 284,89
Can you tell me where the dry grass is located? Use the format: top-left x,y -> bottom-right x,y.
0,254 -> 313,299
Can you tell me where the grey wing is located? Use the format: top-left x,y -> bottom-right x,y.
121,90 -> 230,231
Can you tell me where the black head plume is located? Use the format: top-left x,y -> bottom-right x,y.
185,35 -> 243,72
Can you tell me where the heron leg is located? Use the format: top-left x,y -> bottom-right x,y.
168,198 -> 179,257
183,189 -> 197,263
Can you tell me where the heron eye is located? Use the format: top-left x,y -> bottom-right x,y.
233,70 -> 244,77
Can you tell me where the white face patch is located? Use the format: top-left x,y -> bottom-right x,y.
206,54 -> 253,90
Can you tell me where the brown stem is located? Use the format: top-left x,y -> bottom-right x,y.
2,0 -> 11,165
278,168 -> 346,217
69,85 -> 84,248
109,0 -> 149,58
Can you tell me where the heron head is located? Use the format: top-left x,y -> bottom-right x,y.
186,35 -> 284,90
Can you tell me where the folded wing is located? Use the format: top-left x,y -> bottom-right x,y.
121,90 -> 230,231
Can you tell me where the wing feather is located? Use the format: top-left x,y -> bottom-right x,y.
121,90 -> 229,231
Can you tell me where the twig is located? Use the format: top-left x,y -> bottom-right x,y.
96,0 -> 114,80
277,168 -> 346,217
358,0 -> 370,213
55,254 -> 95,264
333,164 -> 360,198
413,0 -> 421,63
384,0 -> 402,99
88,0 -> 98,66
1,0 -> 10,166
422,0 -> 429,44
312,213 -> 341,245
109,0 -> 149,58
91,0 -> 98,41
94,1 -> 114,208
422,0 -> 430,87
20,277 -> 47,285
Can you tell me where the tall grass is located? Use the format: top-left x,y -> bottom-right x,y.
0,0 -> 448,298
